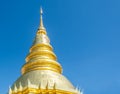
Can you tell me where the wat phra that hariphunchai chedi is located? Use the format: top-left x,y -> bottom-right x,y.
8,8 -> 82,94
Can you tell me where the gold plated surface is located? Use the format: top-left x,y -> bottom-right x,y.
22,8 -> 62,74
10,8 -> 81,94
11,70 -> 79,93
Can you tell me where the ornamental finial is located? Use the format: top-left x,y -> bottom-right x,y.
9,86 -> 12,94
40,7 -> 43,15
39,7 -> 45,30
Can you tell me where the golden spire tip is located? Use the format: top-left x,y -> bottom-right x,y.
39,7 -> 45,30
40,7 -> 43,15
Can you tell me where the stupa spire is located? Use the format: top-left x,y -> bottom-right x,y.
39,7 -> 45,30
10,7 -> 81,94
21,8 -> 62,74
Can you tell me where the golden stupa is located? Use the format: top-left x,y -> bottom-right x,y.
9,8 -> 81,94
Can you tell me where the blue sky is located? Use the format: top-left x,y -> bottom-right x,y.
0,0 -> 120,94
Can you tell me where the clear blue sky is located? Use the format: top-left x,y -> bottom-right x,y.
0,0 -> 120,94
